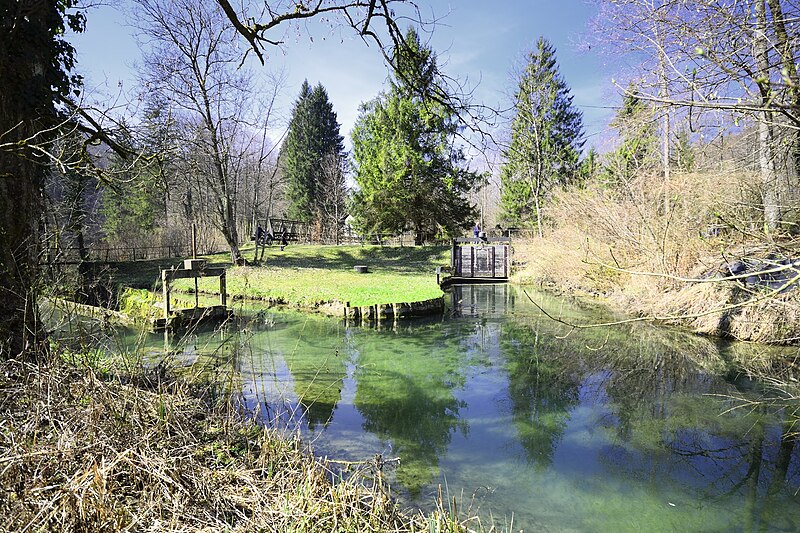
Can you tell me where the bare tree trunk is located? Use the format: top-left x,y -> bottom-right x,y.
754,0 -> 781,232
766,0 -> 800,199
203,101 -> 242,264
533,121 -> 544,239
656,22 -> 671,215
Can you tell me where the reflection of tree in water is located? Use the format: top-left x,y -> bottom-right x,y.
351,323 -> 470,496
501,320 -> 583,468
236,313 -> 348,430
286,350 -> 347,430
598,392 -> 800,529
281,320 -> 348,430
504,297 -> 800,528
596,326 -> 729,442
584,326 -> 800,529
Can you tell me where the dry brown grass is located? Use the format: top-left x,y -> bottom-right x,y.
512,168 -> 800,344
0,355 -> 494,532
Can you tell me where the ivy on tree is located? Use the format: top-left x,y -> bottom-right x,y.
500,37 -> 584,236
0,1 -> 86,357
350,28 -> 479,245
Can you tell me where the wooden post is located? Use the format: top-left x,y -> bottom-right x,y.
470,245 -> 475,278
192,223 -> 199,307
491,245 -> 496,278
162,269 -> 171,320
220,271 -> 227,307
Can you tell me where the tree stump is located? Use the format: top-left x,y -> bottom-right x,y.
354,265 -> 369,274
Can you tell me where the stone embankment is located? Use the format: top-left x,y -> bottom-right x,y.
318,297 -> 445,322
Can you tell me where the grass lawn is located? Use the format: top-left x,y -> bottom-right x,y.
110,244 -> 450,308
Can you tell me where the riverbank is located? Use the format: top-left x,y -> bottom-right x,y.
110,244 -> 448,318
511,170 -> 800,345
0,353 -> 486,532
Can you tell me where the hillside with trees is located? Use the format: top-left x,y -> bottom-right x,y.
509,0 -> 800,344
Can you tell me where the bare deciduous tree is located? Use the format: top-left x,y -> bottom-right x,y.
134,0 -> 263,264
592,0 -> 800,233
317,151 -> 349,244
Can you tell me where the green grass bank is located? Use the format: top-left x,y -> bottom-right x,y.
111,244 -> 449,312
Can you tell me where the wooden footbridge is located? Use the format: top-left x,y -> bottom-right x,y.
438,237 -> 511,288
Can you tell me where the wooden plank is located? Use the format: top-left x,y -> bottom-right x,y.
163,267 -> 226,281
454,237 -> 511,244
161,269 -> 170,319
470,246 -> 475,277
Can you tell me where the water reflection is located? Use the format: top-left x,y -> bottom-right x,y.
350,323 -> 470,493
120,284 -> 800,531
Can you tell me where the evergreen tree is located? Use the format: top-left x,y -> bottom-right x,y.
500,37 -> 584,235
279,81 -> 345,222
600,88 -> 659,187
99,113 -> 169,248
672,129 -> 695,173
350,28 -> 479,245
578,147 -> 600,181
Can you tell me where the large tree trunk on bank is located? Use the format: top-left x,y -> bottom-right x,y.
767,0 -> 800,181
0,143 -> 45,358
0,1 -> 61,358
754,0 -> 781,232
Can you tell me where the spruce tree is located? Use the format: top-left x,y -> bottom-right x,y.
600,89 -> 659,187
350,28 -> 479,245
279,81 -> 345,222
500,37 -> 584,235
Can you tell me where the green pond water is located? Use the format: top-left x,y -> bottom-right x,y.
111,284 -> 799,531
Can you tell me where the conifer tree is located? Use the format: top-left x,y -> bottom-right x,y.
279,81 -> 345,222
601,89 -> 659,187
350,28 -> 479,245
500,37 -> 584,235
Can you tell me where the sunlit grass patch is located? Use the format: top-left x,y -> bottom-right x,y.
180,244 -> 450,307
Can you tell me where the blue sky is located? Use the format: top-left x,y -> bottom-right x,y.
69,1 -> 617,154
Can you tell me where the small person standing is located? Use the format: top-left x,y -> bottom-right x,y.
473,223 -> 480,239
280,227 -> 288,251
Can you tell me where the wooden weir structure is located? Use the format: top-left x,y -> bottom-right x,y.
157,258 -> 232,330
440,237 -> 511,287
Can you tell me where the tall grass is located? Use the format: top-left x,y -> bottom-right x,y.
513,168 -> 800,343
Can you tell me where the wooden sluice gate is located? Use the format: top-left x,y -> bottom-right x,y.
156,258 -> 232,330
440,237 -> 511,287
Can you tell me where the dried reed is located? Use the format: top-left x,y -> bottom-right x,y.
0,355 -> 498,532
